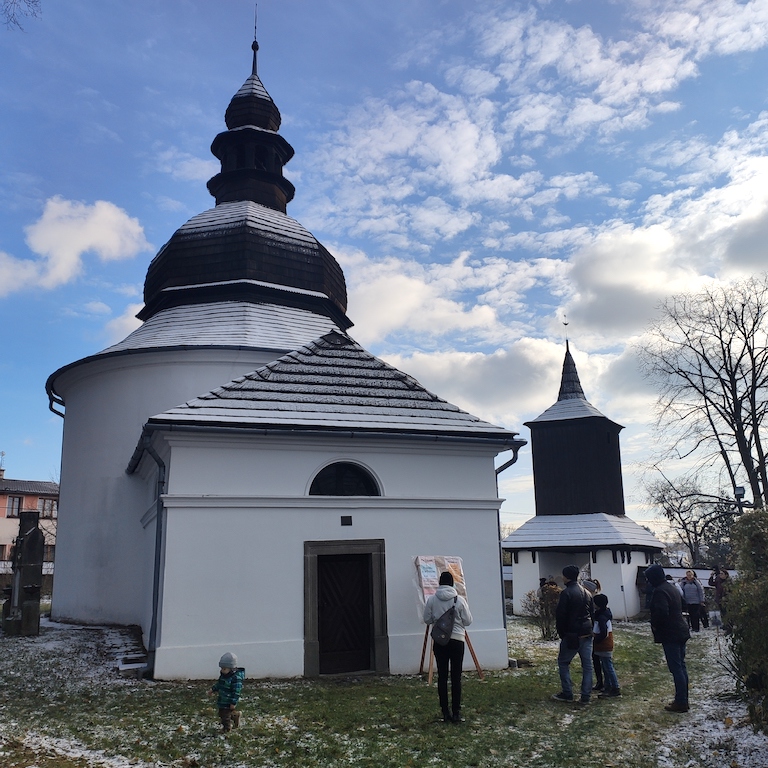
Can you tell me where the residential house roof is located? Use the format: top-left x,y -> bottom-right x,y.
0,479 -> 59,496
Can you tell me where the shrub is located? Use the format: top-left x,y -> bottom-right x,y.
726,508 -> 768,730
519,584 -> 560,640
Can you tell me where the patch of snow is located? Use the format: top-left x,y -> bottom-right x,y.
654,629 -> 768,768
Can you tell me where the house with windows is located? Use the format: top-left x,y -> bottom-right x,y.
0,467 -> 58,592
46,34 -> 526,679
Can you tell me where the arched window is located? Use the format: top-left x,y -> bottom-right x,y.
309,462 -> 380,496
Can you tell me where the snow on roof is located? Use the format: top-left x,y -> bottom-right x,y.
149,331 -> 522,442
173,200 -> 319,247
502,513 -> 663,551
234,72 -> 272,101
527,397 -> 608,423
100,302 -> 341,355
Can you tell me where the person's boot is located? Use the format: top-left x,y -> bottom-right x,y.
452,709 -> 463,723
441,709 -> 452,723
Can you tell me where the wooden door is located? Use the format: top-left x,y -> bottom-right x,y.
317,553 -> 372,674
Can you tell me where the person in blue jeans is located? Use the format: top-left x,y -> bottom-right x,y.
645,563 -> 691,712
593,593 -> 621,697
552,565 -> 594,704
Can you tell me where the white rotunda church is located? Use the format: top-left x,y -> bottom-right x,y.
47,33 -> 526,680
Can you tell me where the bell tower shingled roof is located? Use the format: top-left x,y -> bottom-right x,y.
525,341 -> 626,517
557,340 -> 586,401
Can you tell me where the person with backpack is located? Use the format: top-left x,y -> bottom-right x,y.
423,571 -> 473,723
210,652 -> 245,733
552,564 -> 595,704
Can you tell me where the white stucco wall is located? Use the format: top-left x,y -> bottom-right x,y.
591,549 -> 653,619
149,432 -> 510,679
510,547 -> 655,620
50,348 -> 279,626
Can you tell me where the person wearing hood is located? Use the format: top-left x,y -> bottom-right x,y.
423,571 -> 473,723
645,564 -> 691,713
552,564 -> 595,704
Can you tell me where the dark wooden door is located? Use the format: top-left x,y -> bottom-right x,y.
317,553 -> 372,674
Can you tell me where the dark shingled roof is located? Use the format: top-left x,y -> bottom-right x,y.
526,341 -> 613,424
149,331 -> 521,442
0,479 -> 59,496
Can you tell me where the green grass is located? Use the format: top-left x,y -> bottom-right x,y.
0,619 -> 741,767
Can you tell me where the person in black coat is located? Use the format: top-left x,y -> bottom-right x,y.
645,563 -> 691,712
552,564 -> 595,704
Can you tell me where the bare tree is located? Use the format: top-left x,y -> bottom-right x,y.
638,274 -> 768,509
3,0 -> 40,30
519,586 -> 560,640
645,476 -> 738,567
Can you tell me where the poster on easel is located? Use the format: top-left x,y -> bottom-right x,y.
414,555 -> 483,680
415,555 -> 466,604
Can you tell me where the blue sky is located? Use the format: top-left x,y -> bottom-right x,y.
2,0 -> 768,533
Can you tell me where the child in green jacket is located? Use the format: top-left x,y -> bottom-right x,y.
210,652 -> 244,732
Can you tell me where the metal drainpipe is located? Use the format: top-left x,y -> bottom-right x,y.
142,435 -> 166,677
495,448 -> 522,635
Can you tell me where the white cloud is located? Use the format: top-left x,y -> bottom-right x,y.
21,197 -> 151,291
104,303 -> 143,344
342,253 -> 500,347
155,146 -> 218,182
0,250 -> 40,297
82,301 -> 112,316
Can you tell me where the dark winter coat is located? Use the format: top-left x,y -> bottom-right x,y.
556,580 -> 594,639
212,668 -> 244,709
593,606 -> 614,653
649,582 -> 691,644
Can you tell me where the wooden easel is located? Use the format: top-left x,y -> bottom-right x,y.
419,626 -> 484,683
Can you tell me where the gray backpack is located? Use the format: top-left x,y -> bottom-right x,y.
431,597 -> 458,646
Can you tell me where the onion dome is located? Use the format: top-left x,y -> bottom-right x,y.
207,39 -> 295,210
138,35 -> 350,330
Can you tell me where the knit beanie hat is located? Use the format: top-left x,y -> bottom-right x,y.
219,652 -> 238,669
594,593 -> 609,608
562,564 -> 580,581
439,571 -> 454,586
645,564 -> 665,587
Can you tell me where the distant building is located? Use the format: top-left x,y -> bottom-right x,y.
46,33 -> 526,679
503,343 -> 662,618
0,468 -> 58,590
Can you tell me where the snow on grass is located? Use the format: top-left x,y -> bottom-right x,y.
654,628 -> 768,768
1,615 -> 767,767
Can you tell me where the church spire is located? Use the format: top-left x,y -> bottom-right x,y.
206,30 -> 295,211
557,340 -> 587,401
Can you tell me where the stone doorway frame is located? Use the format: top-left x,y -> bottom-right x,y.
303,538 -> 389,677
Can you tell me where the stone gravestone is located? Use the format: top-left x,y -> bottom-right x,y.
2,510 -> 44,636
